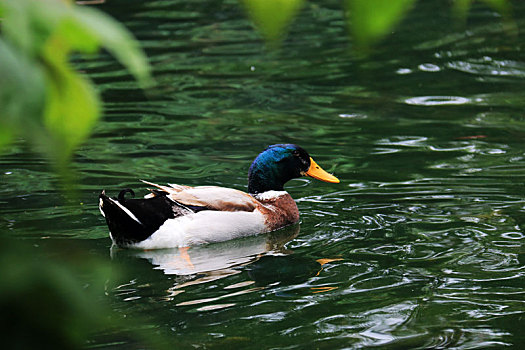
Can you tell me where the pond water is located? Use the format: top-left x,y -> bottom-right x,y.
3,0 -> 525,348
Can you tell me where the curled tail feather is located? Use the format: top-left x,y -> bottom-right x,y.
99,189 -> 178,247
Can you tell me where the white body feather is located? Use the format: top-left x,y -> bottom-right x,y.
131,209 -> 267,249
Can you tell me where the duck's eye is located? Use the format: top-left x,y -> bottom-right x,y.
292,150 -> 300,157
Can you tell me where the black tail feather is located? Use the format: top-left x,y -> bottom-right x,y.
99,189 -> 181,247
118,188 -> 135,202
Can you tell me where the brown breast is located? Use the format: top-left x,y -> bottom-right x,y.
256,193 -> 300,231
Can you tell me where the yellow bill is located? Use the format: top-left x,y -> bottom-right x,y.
305,157 -> 340,183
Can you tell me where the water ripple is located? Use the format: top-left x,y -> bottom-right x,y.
404,96 -> 471,106
447,59 -> 525,78
4,1 -> 525,348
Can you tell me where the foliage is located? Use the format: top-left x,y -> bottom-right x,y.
0,0 -> 151,171
452,0 -> 510,18
344,0 -> 417,47
241,0 -> 512,48
241,0 -> 304,45
0,237 -> 170,349
0,1 -> 156,348
0,238 -> 112,349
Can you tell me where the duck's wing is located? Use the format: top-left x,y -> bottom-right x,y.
141,180 -> 258,212
141,180 -> 191,194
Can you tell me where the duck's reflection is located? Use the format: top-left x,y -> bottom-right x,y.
111,224 -> 341,307
112,224 -> 299,278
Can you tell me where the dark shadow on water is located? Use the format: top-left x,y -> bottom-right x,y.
245,254 -> 324,286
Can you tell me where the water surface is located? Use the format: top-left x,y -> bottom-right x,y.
2,0 -> 525,348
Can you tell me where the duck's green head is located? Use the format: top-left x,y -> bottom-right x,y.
248,144 -> 339,194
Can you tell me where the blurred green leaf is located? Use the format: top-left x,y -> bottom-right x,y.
483,0 -> 510,12
0,0 -> 65,57
0,239 -> 110,349
1,0 -> 152,85
0,39 -> 47,149
0,127 -> 14,151
71,5 -> 153,87
345,0 -> 416,48
0,39 -> 46,121
453,0 -> 511,18
453,0 -> 472,17
0,0 -> 152,173
452,0 -> 515,37
42,36 -> 101,166
0,237 -> 172,349
241,0 -> 304,46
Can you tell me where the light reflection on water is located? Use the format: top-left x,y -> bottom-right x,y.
404,96 -> 472,106
2,0 -> 525,348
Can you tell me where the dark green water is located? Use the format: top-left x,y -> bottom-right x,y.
3,0 -> 525,348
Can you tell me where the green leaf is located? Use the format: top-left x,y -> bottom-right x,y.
1,0 -> 151,86
0,126 -> 14,151
0,0 -> 152,172
345,0 -> 416,47
0,39 -> 46,138
42,41 -> 101,165
71,5 -> 153,87
453,0 -> 511,19
56,15 -> 101,55
452,0 -> 473,18
241,0 -> 304,46
480,0 -> 510,14
0,0 -> 64,57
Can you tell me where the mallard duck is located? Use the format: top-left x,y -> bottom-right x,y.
99,144 -> 339,249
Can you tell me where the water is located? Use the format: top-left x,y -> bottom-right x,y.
2,0 -> 525,348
